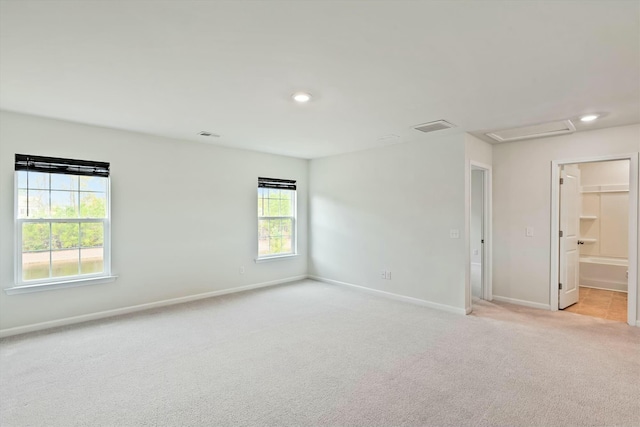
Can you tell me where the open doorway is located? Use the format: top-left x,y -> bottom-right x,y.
551,155 -> 638,325
469,162 -> 492,309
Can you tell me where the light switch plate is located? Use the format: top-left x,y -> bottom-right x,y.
450,229 -> 460,239
526,226 -> 534,237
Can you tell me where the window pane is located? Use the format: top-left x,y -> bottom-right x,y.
52,249 -> 79,277
282,219 -> 292,236
51,223 -> 79,249
269,219 -> 282,237
80,176 -> 108,192
81,222 -> 104,247
258,238 -> 270,255
81,247 -> 103,274
269,237 -> 283,254
17,171 -> 28,189
281,236 -> 292,253
80,192 -> 106,218
269,189 -> 280,199
51,190 -> 79,218
22,251 -> 49,281
18,189 -> 50,218
22,223 -> 50,251
280,197 -> 292,216
51,174 -> 78,191
258,219 -> 270,238
26,172 -> 49,190
268,197 -> 281,216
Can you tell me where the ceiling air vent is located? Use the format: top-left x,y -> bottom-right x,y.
198,131 -> 220,138
414,120 -> 456,133
486,120 -> 575,143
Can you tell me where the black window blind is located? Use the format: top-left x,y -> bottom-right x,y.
258,177 -> 296,190
15,154 -> 110,177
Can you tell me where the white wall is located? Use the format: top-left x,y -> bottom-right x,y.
0,111 -> 308,331
579,160 -> 630,259
580,160 -> 630,187
492,124 -> 639,320
309,133 -> 468,311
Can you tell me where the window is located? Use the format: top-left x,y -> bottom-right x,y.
14,154 -> 111,287
257,177 -> 296,258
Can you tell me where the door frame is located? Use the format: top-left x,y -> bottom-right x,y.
468,161 -> 493,310
550,153 -> 638,326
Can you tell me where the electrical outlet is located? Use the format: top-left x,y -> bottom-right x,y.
385,270 -> 391,280
473,249 -> 479,256
525,226 -> 534,237
450,229 -> 460,239
239,266 -> 245,274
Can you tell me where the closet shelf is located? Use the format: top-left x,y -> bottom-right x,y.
580,216 -> 597,220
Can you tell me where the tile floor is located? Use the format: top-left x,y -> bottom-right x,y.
563,287 -> 628,322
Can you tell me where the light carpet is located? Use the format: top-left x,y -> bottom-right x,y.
1,279 -> 639,427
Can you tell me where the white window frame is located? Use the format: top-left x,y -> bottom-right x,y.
8,172 -> 114,295
256,187 -> 297,261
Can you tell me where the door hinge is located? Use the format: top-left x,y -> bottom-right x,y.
481,239 -> 484,244
559,283 -> 563,290
560,177 -> 564,185
559,230 -> 563,237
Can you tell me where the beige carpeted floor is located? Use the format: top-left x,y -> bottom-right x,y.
1,279 -> 639,427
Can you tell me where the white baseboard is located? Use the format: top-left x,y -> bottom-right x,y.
580,279 -> 627,293
308,275 -> 467,315
492,295 -> 551,311
0,275 -> 308,338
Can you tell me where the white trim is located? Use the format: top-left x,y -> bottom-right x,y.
550,153 -> 638,327
254,254 -> 299,263
13,170 -> 112,288
485,119 -> 575,143
466,161 -> 493,314
492,295 -> 551,311
580,283 -> 628,293
256,186 -> 297,260
309,275 -> 467,315
0,275 -> 308,338
5,275 -> 118,295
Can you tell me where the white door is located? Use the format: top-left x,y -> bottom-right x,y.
559,165 -> 581,309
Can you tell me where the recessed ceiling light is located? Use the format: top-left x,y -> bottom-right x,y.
292,92 -> 311,103
580,114 -> 599,122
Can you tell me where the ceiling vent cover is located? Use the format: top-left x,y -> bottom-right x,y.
414,120 -> 456,133
486,120 -> 575,143
199,131 -> 220,138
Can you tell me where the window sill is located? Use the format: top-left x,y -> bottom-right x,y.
254,254 -> 299,263
5,275 -> 118,295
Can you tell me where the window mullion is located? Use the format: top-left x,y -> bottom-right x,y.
78,222 -> 82,274
48,221 -> 52,279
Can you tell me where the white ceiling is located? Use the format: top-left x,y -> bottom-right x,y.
1,0 -> 638,159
